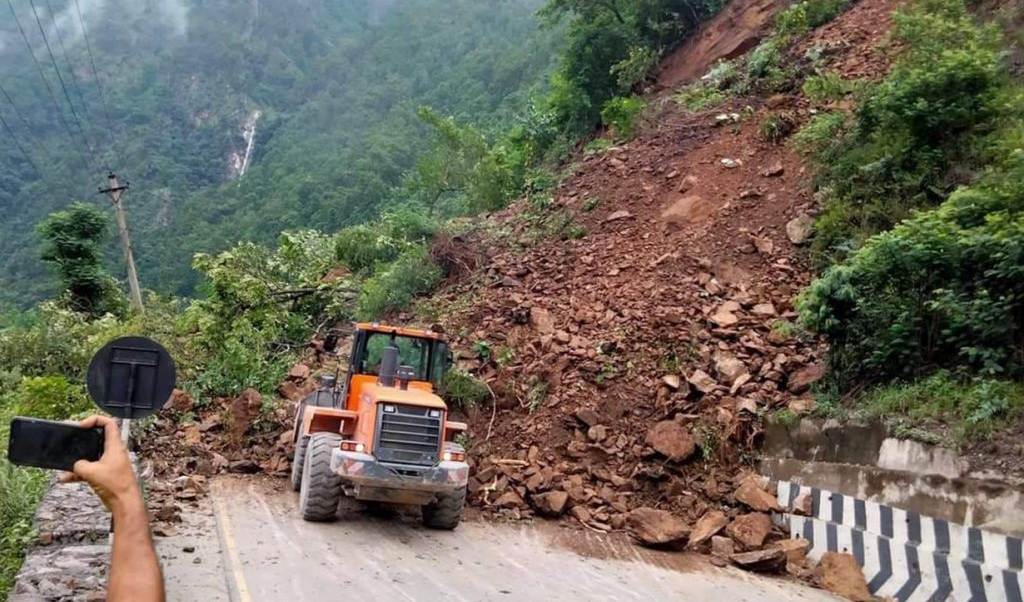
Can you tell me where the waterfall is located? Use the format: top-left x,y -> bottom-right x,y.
238,109 -> 262,180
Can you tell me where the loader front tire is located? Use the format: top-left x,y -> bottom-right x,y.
422,486 -> 466,530
299,433 -> 343,522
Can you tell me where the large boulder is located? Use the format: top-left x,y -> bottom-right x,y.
645,421 -> 697,462
815,552 -> 872,601
531,491 -> 569,517
627,507 -> 690,548
688,510 -> 729,549
731,548 -> 786,572
734,480 -> 782,513
786,214 -> 815,245
788,363 -> 824,394
726,512 -> 773,549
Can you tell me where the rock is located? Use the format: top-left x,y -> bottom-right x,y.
786,214 -> 815,245
627,507 -> 690,547
495,490 -> 526,509
530,307 -> 556,334
711,535 -> 735,558
710,305 -> 740,327
229,389 -> 262,440
788,363 -> 824,394
645,421 -> 697,462
734,481 -> 782,513
792,492 -> 813,516
570,505 -> 592,523
788,396 -> 816,415
720,158 -> 742,169
662,374 -> 682,390
688,510 -> 729,549
604,210 -> 634,223
575,408 -> 601,427
288,363 -> 311,380
531,491 -> 569,517
761,161 -> 785,177
713,352 -> 748,386
688,370 -> 718,394
169,389 -> 194,413
727,512 -> 773,549
228,459 -> 260,474
678,174 -> 699,192
662,195 -> 713,226
751,303 -> 777,317
773,538 -> 811,563
815,552 -> 872,601
278,380 -> 302,402
752,237 -> 774,256
730,548 -> 786,572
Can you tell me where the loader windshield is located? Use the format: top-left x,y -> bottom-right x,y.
362,333 -> 432,381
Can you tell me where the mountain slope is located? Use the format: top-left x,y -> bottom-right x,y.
0,0 -> 557,304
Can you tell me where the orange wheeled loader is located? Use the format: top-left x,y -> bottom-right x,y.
291,323 -> 470,528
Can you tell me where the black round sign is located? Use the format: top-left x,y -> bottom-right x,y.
86,336 -> 177,419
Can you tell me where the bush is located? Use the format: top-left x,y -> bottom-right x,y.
775,0 -> 849,39
759,112 -> 796,143
12,376 -> 91,420
442,368 -> 490,412
799,156 -> 1024,384
356,246 -> 443,320
802,71 -> 857,103
745,40 -> 792,91
600,96 -> 646,139
674,84 -> 727,111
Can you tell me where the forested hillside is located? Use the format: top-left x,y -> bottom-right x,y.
0,0 -> 558,304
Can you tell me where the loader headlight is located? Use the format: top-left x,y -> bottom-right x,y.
383,405 -> 396,413
429,409 -> 441,418
442,450 -> 465,462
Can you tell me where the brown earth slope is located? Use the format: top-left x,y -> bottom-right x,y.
426,0 -> 901,533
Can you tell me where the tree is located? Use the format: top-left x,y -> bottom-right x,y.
405,107 -> 490,215
37,204 -> 126,318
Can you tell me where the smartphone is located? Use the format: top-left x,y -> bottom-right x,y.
7,417 -> 104,471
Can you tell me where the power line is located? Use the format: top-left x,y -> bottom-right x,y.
0,107 -> 41,176
26,0 -> 99,173
0,82 -> 47,155
72,0 -> 120,171
5,0 -> 92,177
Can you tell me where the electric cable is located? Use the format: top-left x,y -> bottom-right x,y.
0,108 -> 41,176
5,0 -> 92,177
72,0 -> 120,171
26,0 -> 99,173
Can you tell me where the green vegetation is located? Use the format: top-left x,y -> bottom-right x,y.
801,71 -> 859,104
442,368 -> 491,412
759,112 -> 796,143
601,96 -> 647,139
795,0 -> 1024,445
775,0 -> 850,40
37,204 -> 126,319
856,373 -> 1024,443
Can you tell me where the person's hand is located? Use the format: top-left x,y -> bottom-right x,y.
60,415 -> 141,516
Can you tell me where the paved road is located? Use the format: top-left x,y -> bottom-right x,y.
161,476 -> 836,602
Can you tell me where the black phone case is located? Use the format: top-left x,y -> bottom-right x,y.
7,418 -> 104,472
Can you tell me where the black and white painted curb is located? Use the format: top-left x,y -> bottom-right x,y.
775,480 -> 1023,601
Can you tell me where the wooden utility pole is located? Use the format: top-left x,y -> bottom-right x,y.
99,173 -> 144,313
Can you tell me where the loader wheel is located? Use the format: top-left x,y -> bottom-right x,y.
299,433 -> 343,522
422,486 -> 466,530
290,435 -> 309,491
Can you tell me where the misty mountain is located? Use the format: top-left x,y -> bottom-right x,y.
0,0 -> 557,304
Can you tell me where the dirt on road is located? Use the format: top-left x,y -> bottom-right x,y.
157,476 -> 837,602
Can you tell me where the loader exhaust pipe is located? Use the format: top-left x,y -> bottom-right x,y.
379,345 -> 399,387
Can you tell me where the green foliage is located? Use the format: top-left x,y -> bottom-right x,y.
356,246 -> 443,321
442,368 -> 491,412
600,96 -> 646,139
674,84 -> 728,111
800,158 -> 1024,384
802,72 -> 858,103
335,209 -> 439,274
759,112 -> 796,143
11,376 -> 92,421
775,0 -> 850,39
858,372 -> 1024,442
801,0 -> 1006,263
611,46 -> 661,90
37,204 -> 126,318
746,40 -> 793,92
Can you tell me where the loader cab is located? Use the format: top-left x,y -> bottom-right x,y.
342,323 -> 451,411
